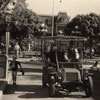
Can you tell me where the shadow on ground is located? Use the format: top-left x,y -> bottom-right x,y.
4,84 -> 49,98
52,93 -> 86,98
92,70 -> 100,100
3,84 -> 87,99
66,94 -> 86,98
22,68 -> 42,73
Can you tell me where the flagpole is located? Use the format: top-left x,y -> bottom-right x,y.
51,0 -> 54,37
60,0 -> 62,12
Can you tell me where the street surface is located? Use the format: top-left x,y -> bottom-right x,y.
2,63 -> 95,100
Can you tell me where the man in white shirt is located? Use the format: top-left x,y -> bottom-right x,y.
14,42 -> 20,58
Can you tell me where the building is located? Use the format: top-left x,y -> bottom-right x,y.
38,12 -> 69,36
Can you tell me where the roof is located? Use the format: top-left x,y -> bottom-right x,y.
38,11 -> 69,25
56,12 -> 69,24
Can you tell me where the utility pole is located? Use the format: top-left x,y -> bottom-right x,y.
51,0 -> 63,36
52,0 -> 54,37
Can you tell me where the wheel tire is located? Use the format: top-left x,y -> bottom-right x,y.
49,83 -> 56,97
85,76 -> 93,97
42,74 -> 47,88
42,67 -> 47,88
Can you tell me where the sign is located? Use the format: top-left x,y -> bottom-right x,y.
0,55 -> 8,78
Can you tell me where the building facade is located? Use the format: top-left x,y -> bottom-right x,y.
38,12 -> 69,36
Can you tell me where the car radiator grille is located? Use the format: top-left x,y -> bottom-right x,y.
64,72 -> 78,82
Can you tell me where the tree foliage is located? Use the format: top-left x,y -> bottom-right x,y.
64,13 -> 100,39
0,0 -> 40,43
11,8 -> 39,40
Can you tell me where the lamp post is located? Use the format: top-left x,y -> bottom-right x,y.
40,23 -> 48,57
5,10 -> 12,55
3,0 -> 17,55
41,23 -> 48,36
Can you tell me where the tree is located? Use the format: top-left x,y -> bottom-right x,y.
10,0 -> 40,41
64,13 -> 100,58
11,8 -> 39,40
0,0 -> 40,43
64,13 -> 100,39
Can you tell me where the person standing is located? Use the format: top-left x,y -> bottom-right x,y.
10,56 -> 24,85
14,42 -> 20,58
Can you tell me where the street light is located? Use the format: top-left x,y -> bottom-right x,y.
41,23 -> 48,36
4,0 -> 17,55
40,23 -> 48,57
5,10 -> 12,55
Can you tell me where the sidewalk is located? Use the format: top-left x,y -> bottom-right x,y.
1,63 -> 47,100
0,56 -> 43,100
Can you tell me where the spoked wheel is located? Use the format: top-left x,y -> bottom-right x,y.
84,76 -> 93,97
49,83 -> 56,97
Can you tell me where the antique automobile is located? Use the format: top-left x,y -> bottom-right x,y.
41,36 -> 93,97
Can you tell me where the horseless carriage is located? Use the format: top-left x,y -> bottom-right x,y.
41,36 -> 93,97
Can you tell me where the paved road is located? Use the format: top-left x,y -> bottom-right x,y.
2,63 -> 95,100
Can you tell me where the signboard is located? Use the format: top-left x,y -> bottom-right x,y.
0,55 -> 8,78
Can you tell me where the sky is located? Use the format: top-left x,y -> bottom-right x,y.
26,0 -> 100,19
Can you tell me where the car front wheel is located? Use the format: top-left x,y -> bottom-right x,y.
84,76 -> 93,97
49,83 -> 56,97
49,76 -> 56,97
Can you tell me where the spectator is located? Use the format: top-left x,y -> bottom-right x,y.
14,42 -> 20,58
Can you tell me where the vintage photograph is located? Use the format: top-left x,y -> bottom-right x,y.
0,0 -> 100,100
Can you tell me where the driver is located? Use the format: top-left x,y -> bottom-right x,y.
49,43 -> 57,66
